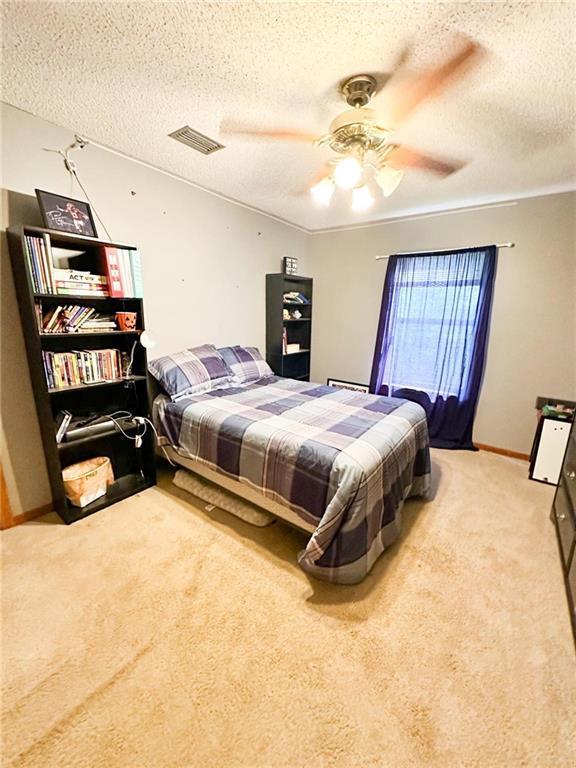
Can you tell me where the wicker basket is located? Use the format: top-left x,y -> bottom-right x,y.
62,456 -> 114,508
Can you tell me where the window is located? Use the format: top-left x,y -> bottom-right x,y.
370,247 -> 497,449
383,262 -> 483,398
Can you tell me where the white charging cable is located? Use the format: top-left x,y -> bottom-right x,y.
97,411 -> 177,465
126,341 -> 137,378
134,416 -> 178,466
99,411 -> 147,446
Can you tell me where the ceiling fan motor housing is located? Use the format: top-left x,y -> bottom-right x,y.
341,74 -> 377,107
323,107 -> 392,156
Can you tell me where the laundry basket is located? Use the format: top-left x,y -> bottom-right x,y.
62,456 -> 114,508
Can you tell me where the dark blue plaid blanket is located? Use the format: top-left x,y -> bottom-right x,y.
154,377 -> 431,584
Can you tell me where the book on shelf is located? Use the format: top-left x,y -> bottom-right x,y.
39,304 -> 123,333
55,281 -> 104,289
23,233 -> 143,299
283,291 -> 310,305
98,246 -> 142,298
42,234 -> 55,293
24,236 -> 37,292
130,250 -> 144,297
53,269 -> 109,296
56,286 -> 110,297
42,348 -> 124,389
55,410 -> 73,444
98,247 -> 122,297
119,249 -> 134,297
282,327 -> 288,354
35,301 -> 43,331
24,233 -> 109,296
53,268 -> 107,285
24,234 -> 56,294
80,320 -> 117,331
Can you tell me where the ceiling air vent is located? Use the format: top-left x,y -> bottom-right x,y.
168,125 -> 225,155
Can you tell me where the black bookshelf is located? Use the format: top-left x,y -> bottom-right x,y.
551,417 -> 576,645
7,225 -> 156,524
266,274 -> 313,381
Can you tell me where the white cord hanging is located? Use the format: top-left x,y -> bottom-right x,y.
42,135 -> 112,240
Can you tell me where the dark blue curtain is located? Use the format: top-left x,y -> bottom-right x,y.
370,246 -> 497,450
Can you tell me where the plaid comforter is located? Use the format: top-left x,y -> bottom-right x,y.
154,377 -> 431,584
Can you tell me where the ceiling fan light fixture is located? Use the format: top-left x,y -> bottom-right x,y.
310,176 -> 335,206
352,184 -> 374,212
376,165 -> 404,197
333,156 -> 363,189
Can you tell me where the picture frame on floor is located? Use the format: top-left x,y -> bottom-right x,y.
327,378 -> 370,393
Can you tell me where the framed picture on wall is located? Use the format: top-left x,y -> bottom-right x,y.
327,378 -> 370,393
35,189 -> 98,238
283,256 -> 298,275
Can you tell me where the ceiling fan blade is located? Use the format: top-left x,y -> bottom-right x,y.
371,44 -> 412,96
378,36 -> 484,126
387,145 -> 465,176
308,163 -> 333,188
220,124 -> 318,144
291,164 -> 334,197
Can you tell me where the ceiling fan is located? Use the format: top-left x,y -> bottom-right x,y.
221,36 -> 484,211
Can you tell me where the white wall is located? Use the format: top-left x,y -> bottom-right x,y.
1,103 -> 308,515
2,101 -> 574,516
308,193 -> 576,454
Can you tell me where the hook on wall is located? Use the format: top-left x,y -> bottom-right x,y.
42,134 -> 89,170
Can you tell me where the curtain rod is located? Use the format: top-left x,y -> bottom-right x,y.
375,243 -> 515,261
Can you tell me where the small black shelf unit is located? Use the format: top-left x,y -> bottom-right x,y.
266,273 -> 313,381
7,225 -> 156,524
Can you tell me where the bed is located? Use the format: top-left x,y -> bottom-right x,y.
152,373 -> 431,584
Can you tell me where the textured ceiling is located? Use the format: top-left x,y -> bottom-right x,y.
2,1 -> 576,231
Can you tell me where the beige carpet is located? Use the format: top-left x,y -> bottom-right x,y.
1,450 -> 575,768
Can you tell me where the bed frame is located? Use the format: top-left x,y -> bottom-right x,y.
163,447 -> 315,534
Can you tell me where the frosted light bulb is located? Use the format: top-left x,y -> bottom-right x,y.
310,176 -> 335,206
352,185 -> 375,212
334,156 -> 363,189
376,166 -> 404,197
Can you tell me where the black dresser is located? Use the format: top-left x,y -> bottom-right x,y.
552,417 -> 576,642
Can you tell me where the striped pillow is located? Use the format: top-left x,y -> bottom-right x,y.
149,344 -> 232,401
218,346 -> 273,385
